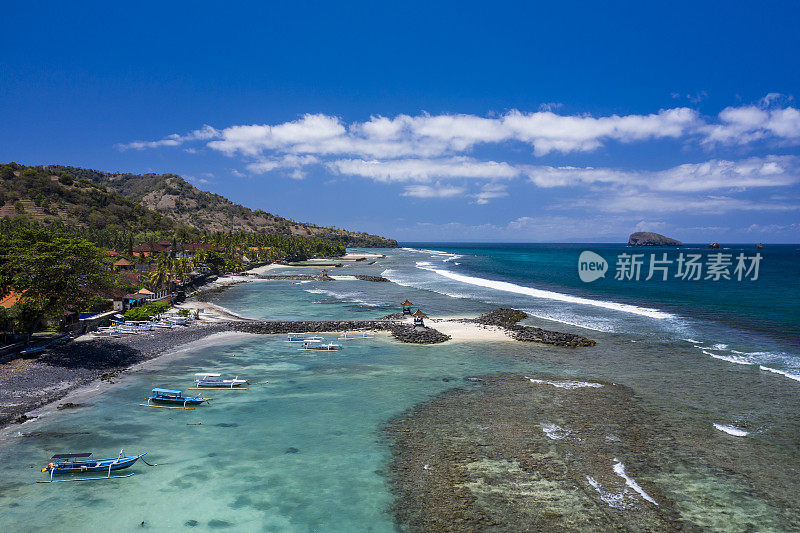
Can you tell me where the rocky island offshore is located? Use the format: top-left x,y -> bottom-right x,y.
627,231 -> 683,246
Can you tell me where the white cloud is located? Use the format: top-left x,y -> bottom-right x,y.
502,108 -> 698,156
590,192 -> 800,214
117,125 -> 219,151
703,105 -> 800,145
401,183 -> 467,198
121,107 -> 703,159
634,220 -> 668,232
245,154 -> 319,178
119,97 -> 800,163
326,157 -> 519,183
473,183 -> 509,204
524,156 -> 800,192
745,222 -> 800,233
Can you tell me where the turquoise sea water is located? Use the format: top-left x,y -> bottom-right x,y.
1,246 -> 799,531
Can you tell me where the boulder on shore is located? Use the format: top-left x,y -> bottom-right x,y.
628,232 -> 682,246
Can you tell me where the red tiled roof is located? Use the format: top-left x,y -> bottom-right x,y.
118,272 -> 140,285
132,242 -> 172,253
0,289 -> 24,309
113,258 -> 133,266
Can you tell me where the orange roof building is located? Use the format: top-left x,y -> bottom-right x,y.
0,289 -> 24,309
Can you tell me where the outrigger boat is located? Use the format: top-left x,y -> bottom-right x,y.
192,373 -> 249,389
286,332 -> 324,343
140,388 -> 209,409
299,341 -> 342,351
38,450 -> 147,483
338,329 -> 373,339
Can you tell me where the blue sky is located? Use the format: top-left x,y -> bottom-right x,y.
2,1 -> 800,242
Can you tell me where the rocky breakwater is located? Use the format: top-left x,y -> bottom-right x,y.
388,324 -> 451,344
257,274 -> 390,282
229,320 -> 450,344
474,308 -> 596,347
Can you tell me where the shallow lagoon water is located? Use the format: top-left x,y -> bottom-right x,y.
1,249 -> 799,530
0,332 -> 550,531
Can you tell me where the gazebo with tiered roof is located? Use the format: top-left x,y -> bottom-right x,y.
401,299 -> 413,315
412,309 -> 427,327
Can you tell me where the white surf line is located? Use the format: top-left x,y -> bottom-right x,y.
612,459 -> 658,505
417,265 -> 674,320
759,365 -> 800,382
701,349 -> 753,366
713,423 -> 749,437
525,376 -> 603,390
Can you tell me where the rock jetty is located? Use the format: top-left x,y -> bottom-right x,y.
627,232 -> 682,246
257,274 -> 390,282
473,308 -> 596,347
229,320 -> 450,344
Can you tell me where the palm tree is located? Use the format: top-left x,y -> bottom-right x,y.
148,263 -> 170,292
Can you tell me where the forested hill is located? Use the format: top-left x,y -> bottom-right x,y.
1,163 -> 397,247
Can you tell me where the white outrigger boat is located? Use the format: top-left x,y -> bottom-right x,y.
286,333 -> 324,343
299,341 -> 342,351
191,372 -> 249,389
338,329 -> 373,339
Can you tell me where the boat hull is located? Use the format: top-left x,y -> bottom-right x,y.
150,397 -> 207,405
46,454 -> 145,475
194,380 -> 248,387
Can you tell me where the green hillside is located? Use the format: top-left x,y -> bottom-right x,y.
49,165 -> 396,247
1,163 -> 396,247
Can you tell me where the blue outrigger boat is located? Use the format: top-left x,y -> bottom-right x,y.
39,450 -> 147,483
141,388 -> 210,409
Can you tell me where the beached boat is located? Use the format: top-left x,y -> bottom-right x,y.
39,450 -> 147,483
299,342 -> 342,351
141,388 -> 209,409
286,333 -> 324,343
193,373 -> 249,388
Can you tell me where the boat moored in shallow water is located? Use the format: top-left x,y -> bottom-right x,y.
142,388 -> 209,409
299,342 -> 342,351
286,332 -> 324,343
39,450 -> 147,482
338,329 -> 373,339
193,372 -> 249,388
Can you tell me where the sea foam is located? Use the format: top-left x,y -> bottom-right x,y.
612,459 -> 658,505
713,423 -> 749,437
414,265 -> 674,320
759,365 -> 800,382
586,476 -> 632,509
525,377 -> 603,390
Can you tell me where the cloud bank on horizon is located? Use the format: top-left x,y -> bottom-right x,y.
117,95 -> 800,241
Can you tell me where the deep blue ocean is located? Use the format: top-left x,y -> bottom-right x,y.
394,243 -> 800,379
